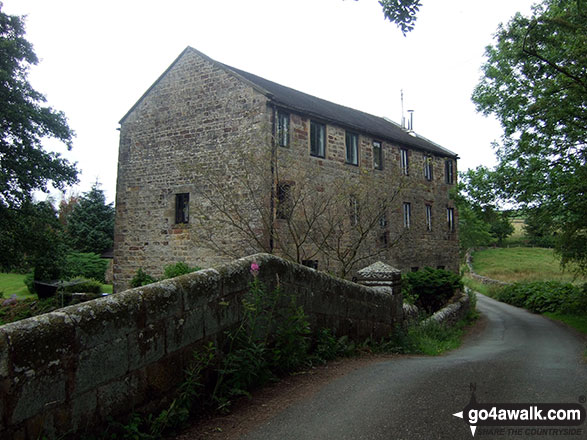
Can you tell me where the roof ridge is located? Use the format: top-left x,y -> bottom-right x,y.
120,46 -> 458,158
221,61 -> 457,158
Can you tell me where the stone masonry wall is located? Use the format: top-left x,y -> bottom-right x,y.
277,111 -> 459,274
114,47 -> 459,292
0,254 -> 402,439
114,48 -> 270,292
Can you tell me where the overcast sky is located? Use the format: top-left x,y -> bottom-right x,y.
4,0 -> 536,204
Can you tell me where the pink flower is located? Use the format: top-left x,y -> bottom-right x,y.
250,262 -> 260,277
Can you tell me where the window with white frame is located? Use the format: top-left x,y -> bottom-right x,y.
447,207 -> 455,232
424,155 -> 433,181
445,159 -> 454,184
276,110 -> 289,147
373,141 -> 383,170
400,148 -> 409,175
403,202 -> 411,228
310,121 -> 326,158
345,132 -> 359,165
425,204 -> 432,231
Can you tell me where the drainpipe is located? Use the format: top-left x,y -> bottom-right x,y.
269,103 -> 277,254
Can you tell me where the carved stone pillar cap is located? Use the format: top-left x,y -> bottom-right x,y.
356,261 -> 401,286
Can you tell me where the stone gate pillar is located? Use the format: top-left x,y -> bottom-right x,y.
355,261 -> 402,292
355,261 -> 403,325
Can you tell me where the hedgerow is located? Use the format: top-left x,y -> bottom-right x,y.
495,281 -> 587,314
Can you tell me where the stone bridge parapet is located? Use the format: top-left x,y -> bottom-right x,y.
0,253 -> 403,439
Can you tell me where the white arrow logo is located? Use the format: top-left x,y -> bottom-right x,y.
453,410 -> 477,437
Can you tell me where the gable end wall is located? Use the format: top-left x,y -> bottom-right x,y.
114,49 -> 268,292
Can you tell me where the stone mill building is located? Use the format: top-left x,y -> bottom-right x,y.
113,47 -> 459,292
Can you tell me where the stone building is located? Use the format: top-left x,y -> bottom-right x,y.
114,47 -> 459,292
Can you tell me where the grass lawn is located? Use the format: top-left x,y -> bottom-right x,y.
0,272 -> 113,300
470,247 -> 586,284
0,273 -> 34,299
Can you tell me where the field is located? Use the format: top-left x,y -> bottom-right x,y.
503,218 -> 527,246
470,247 -> 586,284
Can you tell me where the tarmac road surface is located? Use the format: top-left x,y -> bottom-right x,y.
241,294 -> 587,440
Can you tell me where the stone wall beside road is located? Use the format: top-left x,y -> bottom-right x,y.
0,253 -> 402,439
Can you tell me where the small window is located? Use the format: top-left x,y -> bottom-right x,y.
424,155 -> 433,181
373,141 -> 383,170
349,196 -> 359,226
403,202 -> 411,229
425,204 -> 432,231
400,149 -> 409,175
379,210 -> 388,228
411,267 -> 419,272
276,182 -> 293,220
310,121 -> 326,157
277,111 -> 290,147
379,230 -> 389,247
345,132 -> 359,165
437,265 -> 445,270
175,193 -> 189,224
445,159 -> 454,184
447,207 -> 455,232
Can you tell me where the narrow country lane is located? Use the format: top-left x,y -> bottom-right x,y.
239,294 -> 587,440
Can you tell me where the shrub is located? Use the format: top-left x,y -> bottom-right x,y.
403,267 -> 463,313
310,329 -> 356,364
494,283 -> 533,308
128,263 -> 200,288
33,252 -> 63,282
24,273 -> 35,294
130,268 -> 157,288
162,262 -> 201,280
495,281 -> 587,314
62,252 -> 109,283
269,291 -> 311,374
61,278 -> 102,294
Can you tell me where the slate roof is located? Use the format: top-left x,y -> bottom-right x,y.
121,47 -> 457,158
223,62 -> 457,158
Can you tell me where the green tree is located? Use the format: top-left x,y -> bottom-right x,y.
457,203 -> 495,252
457,167 -> 514,246
57,192 -> 79,226
65,183 -> 114,254
472,0 -> 586,273
524,206 -> 556,248
451,186 -> 494,253
0,200 -> 65,280
0,5 -> 78,208
378,0 -> 422,35
0,6 -> 77,277
352,0 -> 422,35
